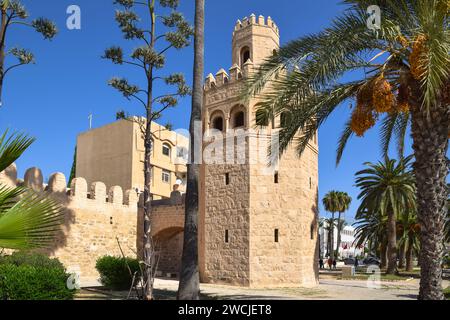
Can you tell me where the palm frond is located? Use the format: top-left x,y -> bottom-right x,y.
0,130 -> 35,172
0,187 -> 64,250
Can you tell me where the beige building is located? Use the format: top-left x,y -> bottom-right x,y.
76,119 -> 189,200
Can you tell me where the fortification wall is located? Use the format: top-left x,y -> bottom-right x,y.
0,164 -> 139,281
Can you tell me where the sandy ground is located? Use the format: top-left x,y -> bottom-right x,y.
78,276 -> 449,300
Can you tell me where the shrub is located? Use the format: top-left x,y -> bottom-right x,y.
95,256 -> 140,290
0,251 -> 64,269
0,264 -> 75,300
0,251 -> 75,300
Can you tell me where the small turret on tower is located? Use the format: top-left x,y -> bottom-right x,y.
232,14 -> 280,68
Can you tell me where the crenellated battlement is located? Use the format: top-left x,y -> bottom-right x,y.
204,61 -> 254,92
233,14 -> 279,36
0,164 -> 139,210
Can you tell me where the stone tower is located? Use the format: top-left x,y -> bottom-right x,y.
199,15 -> 319,288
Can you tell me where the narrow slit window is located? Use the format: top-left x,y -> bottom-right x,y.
225,230 -> 229,243
274,171 -> 279,184
274,229 -> 279,243
225,173 -> 230,185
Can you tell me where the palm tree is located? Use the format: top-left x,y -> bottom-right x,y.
177,0 -> 204,301
398,211 -> 421,272
335,192 -> 352,258
355,156 -> 416,274
244,1 -> 449,299
322,191 -> 341,260
0,130 -> 63,249
354,210 -> 388,267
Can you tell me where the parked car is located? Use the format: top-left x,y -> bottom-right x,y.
344,258 -> 356,266
363,256 -> 381,266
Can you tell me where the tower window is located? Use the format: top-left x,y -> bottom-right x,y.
274,229 -> 279,243
225,230 -> 229,243
212,116 -> 224,132
309,177 -> 312,189
225,173 -> 230,185
280,112 -> 290,128
256,109 -> 269,127
274,171 -> 279,184
233,111 -> 245,128
241,47 -> 251,67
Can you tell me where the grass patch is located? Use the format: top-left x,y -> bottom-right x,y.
445,287 -> 450,300
340,273 -> 413,282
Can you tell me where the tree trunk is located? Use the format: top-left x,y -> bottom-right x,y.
142,1 -> 156,301
410,89 -> 448,300
0,7 -> 8,105
177,0 -> 204,301
336,212 -> 342,259
380,241 -> 387,270
398,243 -> 405,269
330,213 -> 335,261
406,240 -> 414,272
386,211 -> 398,275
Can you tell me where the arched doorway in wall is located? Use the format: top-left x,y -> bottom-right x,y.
153,227 -> 184,279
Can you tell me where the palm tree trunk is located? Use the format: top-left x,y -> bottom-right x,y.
330,213 -> 335,261
406,240 -> 414,272
386,212 -> 398,275
380,241 -> 387,270
177,0 -> 204,300
336,212 -> 342,259
398,243 -> 405,269
410,93 -> 448,300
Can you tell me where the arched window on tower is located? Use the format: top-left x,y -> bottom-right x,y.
212,116 -> 224,132
233,111 -> 245,128
241,46 -> 251,67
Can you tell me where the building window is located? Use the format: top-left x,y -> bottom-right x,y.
274,171 -> 279,184
233,111 -> 245,128
225,173 -> 230,185
309,177 -> 312,189
225,230 -> 229,243
162,143 -> 171,157
162,170 -> 171,184
212,116 -> 224,132
274,229 -> 279,243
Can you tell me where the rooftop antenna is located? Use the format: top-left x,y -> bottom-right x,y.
88,112 -> 93,130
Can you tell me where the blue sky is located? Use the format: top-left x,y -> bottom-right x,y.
0,0 -> 416,223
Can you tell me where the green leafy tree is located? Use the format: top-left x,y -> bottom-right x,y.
0,0 -> 57,105
177,0 -> 203,301
0,130 -> 63,249
103,0 -> 193,300
244,0 -> 449,299
355,156 -> 416,275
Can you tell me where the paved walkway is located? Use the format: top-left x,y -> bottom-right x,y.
78,277 -> 449,300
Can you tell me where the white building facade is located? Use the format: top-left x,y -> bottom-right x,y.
319,220 -> 365,259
